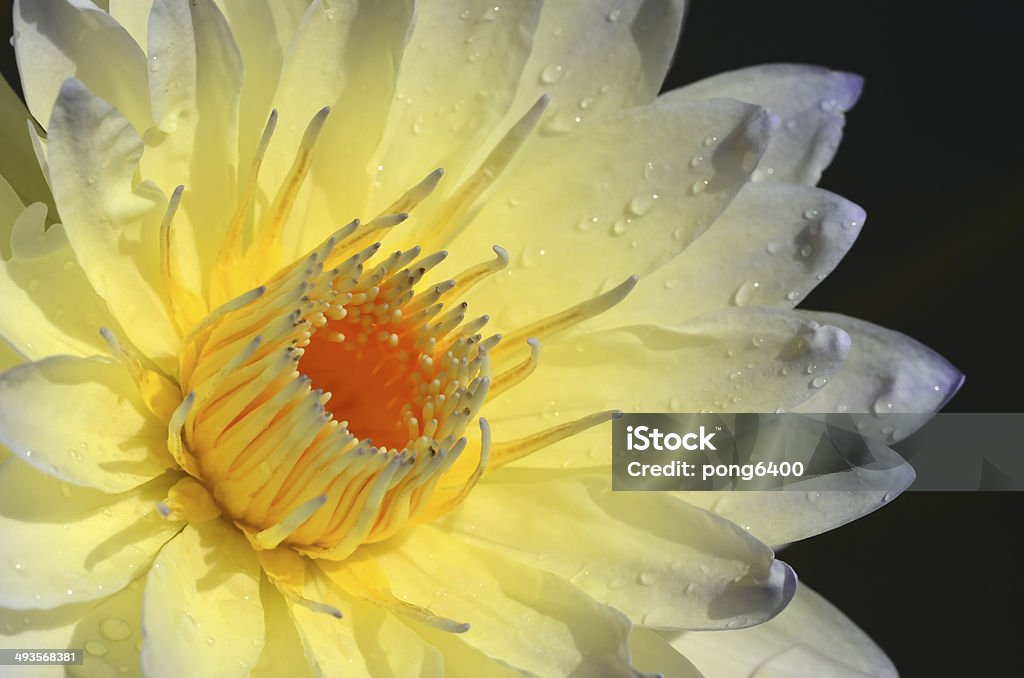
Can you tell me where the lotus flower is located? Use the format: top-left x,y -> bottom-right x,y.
0,1 -> 961,676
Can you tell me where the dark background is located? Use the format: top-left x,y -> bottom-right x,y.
665,2 -> 1023,675
3,2 -> 1022,675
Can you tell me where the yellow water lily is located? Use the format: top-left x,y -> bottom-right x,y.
0,1 -> 962,676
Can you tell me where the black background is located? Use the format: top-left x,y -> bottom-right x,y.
3,2 -> 1023,675
665,2 -> 1023,675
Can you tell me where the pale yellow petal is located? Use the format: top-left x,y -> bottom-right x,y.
367,0 -> 542,215
0,206 -> 132,360
795,312 -> 965,442
0,173 -> 25,260
629,628 -> 705,678
437,475 -> 795,630
1,577 -> 146,678
0,356 -> 174,492
250,575 -> 313,678
599,183 -> 865,327
47,78 -> 178,364
486,0 -> 686,156
489,308 -> 850,471
404,621 -> 521,678
0,459 -> 180,609
265,0 -> 415,258
260,549 -> 445,677
108,0 -> 152,52
440,98 -> 774,338
139,0 -> 244,298
367,524 -> 638,677
667,64 -> 863,185
665,584 -> 897,677
0,77 -> 55,214
13,0 -> 151,132
141,520 -> 263,678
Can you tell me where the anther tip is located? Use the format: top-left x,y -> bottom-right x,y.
526,337 -> 539,347
433,168 -> 445,177
156,501 -> 171,518
611,410 -> 624,419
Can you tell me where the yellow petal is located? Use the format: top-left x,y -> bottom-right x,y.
598,183 -> 866,327
1,577 -> 146,678
13,0 -> 152,132
47,78 -> 178,365
0,355 -> 174,492
141,520 -> 263,678
439,98 -> 774,338
795,312 -> 965,442
250,575 -> 313,678
367,1 -> 543,215
0,174 -> 25,261
367,524 -> 639,677
628,628 -> 705,678
0,206 -> 133,360
668,64 -> 863,186
108,0 -> 153,52
665,584 -> 897,677
0,459 -> 180,609
437,475 -> 795,630
0,78 -> 55,217
140,0 -> 243,298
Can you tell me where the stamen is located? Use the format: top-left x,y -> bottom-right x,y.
159,185 -> 208,332
382,168 -> 445,215
422,96 -> 549,251
489,410 -> 622,468
489,337 -> 540,398
494,275 -> 639,361
99,326 -> 180,420
251,494 -> 328,549
450,245 -> 509,297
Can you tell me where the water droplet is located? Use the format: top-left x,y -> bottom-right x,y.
85,640 -> 108,657
627,194 -> 654,217
786,290 -> 800,301
872,397 -> 894,417
689,179 -> 708,195
685,582 -> 698,595
836,403 -> 849,413
610,218 -> 630,236
882,492 -> 894,503
751,336 -> 765,348
206,636 -> 216,646
785,119 -> 799,131
478,5 -> 502,22
806,491 -> 820,503
467,51 -> 480,63
174,610 -> 197,639
842,219 -> 859,230
703,135 -> 718,147
732,280 -> 760,306
542,401 -> 560,419
638,572 -> 657,586
820,98 -> 839,112
599,84 -> 612,94
607,8 -> 622,22
101,617 -> 132,641
671,227 -> 686,241
811,376 -> 828,389
765,242 -> 780,255
578,97 -> 594,110
459,8 -> 471,19
662,279 -> 677,290
576,216 -> 598,232
60,483 -> 72,497
689,154 -> 704,168
751,166 -> 774,182
803,208 -> 820,220
539,63 -> 564,84
411,115 -> 424,135
800,244 -> 813,258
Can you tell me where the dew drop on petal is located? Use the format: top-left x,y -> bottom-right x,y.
539,63 -> 564,84
100,618 -> 132,641
872,397 -> 894,417
811,376 -> 828,389
803,208 -> 820,220
627,194 -> 655,217
732,280 -> 760,306
85,641 -> 108,657
607,8 -> 622,22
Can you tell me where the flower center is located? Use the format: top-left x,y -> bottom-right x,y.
149,104 -> 632,560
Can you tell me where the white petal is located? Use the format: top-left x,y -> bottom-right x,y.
442,98 -> 775,338
368,524 -> 639,677
0,208 -> 133,361
0,577 -> 146,677
0,459 -> 180,609
795,312 -> 964,441
367,1 -> 542,215
668,64 -> 863,185
0,78 -> 54,212
665,584 -> 897,678
437,475 -> 796,630
47,78 -> 178,365
142,521 -> 264,678
0,356 -> 174,491
599,183 -> 865,327
13,0 -> 151,132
